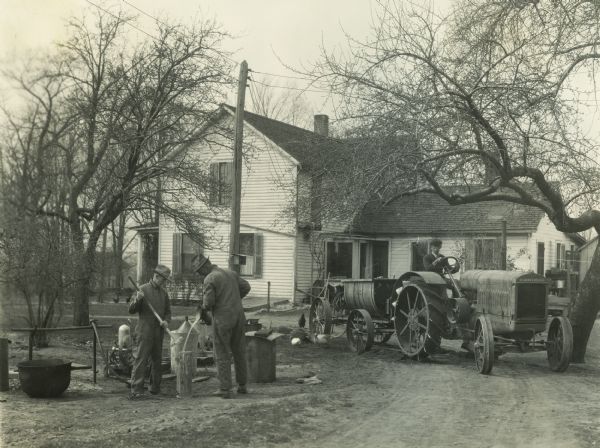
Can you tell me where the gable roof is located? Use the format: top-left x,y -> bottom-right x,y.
351,190 -> 547,235
222,104 -> 343,171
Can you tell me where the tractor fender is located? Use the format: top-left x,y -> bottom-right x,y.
397,271 -> 448,286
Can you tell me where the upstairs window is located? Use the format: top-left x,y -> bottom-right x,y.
209,161 -> 232,206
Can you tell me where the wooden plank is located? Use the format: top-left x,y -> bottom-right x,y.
192,376 -> 210,383
11,325 -> 112,332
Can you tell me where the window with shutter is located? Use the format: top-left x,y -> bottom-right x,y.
239,233 -> 263,277
172,233 -> 202,276
209,161 -> 233,206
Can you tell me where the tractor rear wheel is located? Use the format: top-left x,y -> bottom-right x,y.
394,283 -> 444,359
309,297 -> 332,344
346,309 -> 374,354
474,315 -> 494,374
547,316 -> 573,372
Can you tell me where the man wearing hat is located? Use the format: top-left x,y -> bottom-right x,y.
128,264 -> 172,399
193,253 -> 251,399
423,239 -> 449,275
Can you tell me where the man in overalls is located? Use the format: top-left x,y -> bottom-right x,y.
193,254 -> 250,399
128,264 -> 171,399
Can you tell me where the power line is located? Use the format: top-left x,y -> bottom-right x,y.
251,70 -> 312,82
121,0 -> 241,67
84,0 -> 159,41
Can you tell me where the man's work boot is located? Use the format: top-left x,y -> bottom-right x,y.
237,385 -> 248,394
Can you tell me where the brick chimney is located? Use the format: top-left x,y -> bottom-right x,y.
313,114 -> 329,137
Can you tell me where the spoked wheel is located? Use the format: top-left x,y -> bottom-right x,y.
394,283 -> 444,358
346,309 -> 374,354
547,316 -> 573,372
474,315 -> 494,374
309,297 -> 332,343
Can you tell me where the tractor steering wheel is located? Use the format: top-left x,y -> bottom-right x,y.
441,256 -> 460,275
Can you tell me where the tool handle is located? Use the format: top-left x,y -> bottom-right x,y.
128,276 -> 171,336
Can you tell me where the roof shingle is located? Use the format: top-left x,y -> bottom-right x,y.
351,191 -> 547,235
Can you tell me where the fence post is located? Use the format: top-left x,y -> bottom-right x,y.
267,281 -> 271,312
0,338 -> 10,392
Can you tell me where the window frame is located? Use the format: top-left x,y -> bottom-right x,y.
209,161 -> 233,206
238,232 -> 263,278
172,233 -> 203,278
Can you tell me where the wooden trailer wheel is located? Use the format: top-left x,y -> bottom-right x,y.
394,284 -> 443,358
346,309 -> 374,354
309,297 -> 332,343
474,315 -> 494,375
547,316 -> 573,372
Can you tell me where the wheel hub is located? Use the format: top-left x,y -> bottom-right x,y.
407,308 -> 420,331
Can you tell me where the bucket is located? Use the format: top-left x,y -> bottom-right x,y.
170,317 -> 199,375
245,336 -> 276,383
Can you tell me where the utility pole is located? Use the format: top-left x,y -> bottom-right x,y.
229,60 -> 248,273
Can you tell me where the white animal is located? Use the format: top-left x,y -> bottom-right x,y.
118,323 -> 132,349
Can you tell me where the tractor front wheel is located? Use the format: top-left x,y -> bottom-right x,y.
547,316 -> 573,372
474,315 -> 494,374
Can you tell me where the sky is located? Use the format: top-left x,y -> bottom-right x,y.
1,0 -> 597,137
0,0 -> 391,118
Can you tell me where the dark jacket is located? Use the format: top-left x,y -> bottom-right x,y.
128,280 -> 171,337
423,252 -> 448,275
202,266 -> 251,328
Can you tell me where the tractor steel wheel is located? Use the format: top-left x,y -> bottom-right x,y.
394,283 -> 443,358
547,316 -> 573,372
309,297 -> 332,343
346,309 -> 374,354
474,315 -> 494,375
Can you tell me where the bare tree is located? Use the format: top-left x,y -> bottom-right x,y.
248,76 -> 313,129
312,0 -> 600,361
2,9 -> 234,325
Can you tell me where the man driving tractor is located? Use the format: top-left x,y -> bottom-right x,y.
423,239 -> 450,274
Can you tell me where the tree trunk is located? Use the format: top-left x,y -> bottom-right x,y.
114,213 -> 126,292
98,228 -> 108,303
70,224 -> 99,326
569,242 -> 600,363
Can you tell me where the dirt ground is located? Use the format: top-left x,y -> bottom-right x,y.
1,307 -> 600,448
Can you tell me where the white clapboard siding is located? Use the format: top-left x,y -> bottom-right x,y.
294,232 -> 320,303
158,114 -> 300,302
530,216 -> 579,273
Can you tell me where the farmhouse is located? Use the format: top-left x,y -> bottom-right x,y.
140,105 -> 585,304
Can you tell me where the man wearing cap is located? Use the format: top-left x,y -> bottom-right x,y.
128,264 -> 172,399
423,239 -> 450,275
193,254 -> 250,399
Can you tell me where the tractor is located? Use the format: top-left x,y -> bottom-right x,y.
309,258 -> 573,374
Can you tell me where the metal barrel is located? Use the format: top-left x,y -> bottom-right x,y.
342,279 -> 397,318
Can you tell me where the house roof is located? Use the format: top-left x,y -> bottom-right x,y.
351,190 -> 548,235
223,104 -> 342,171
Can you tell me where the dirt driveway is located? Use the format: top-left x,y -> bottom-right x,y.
1,308 -> 600,448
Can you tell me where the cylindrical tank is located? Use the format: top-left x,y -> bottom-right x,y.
170,317 -> 199,374
342,279 -> 397,317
